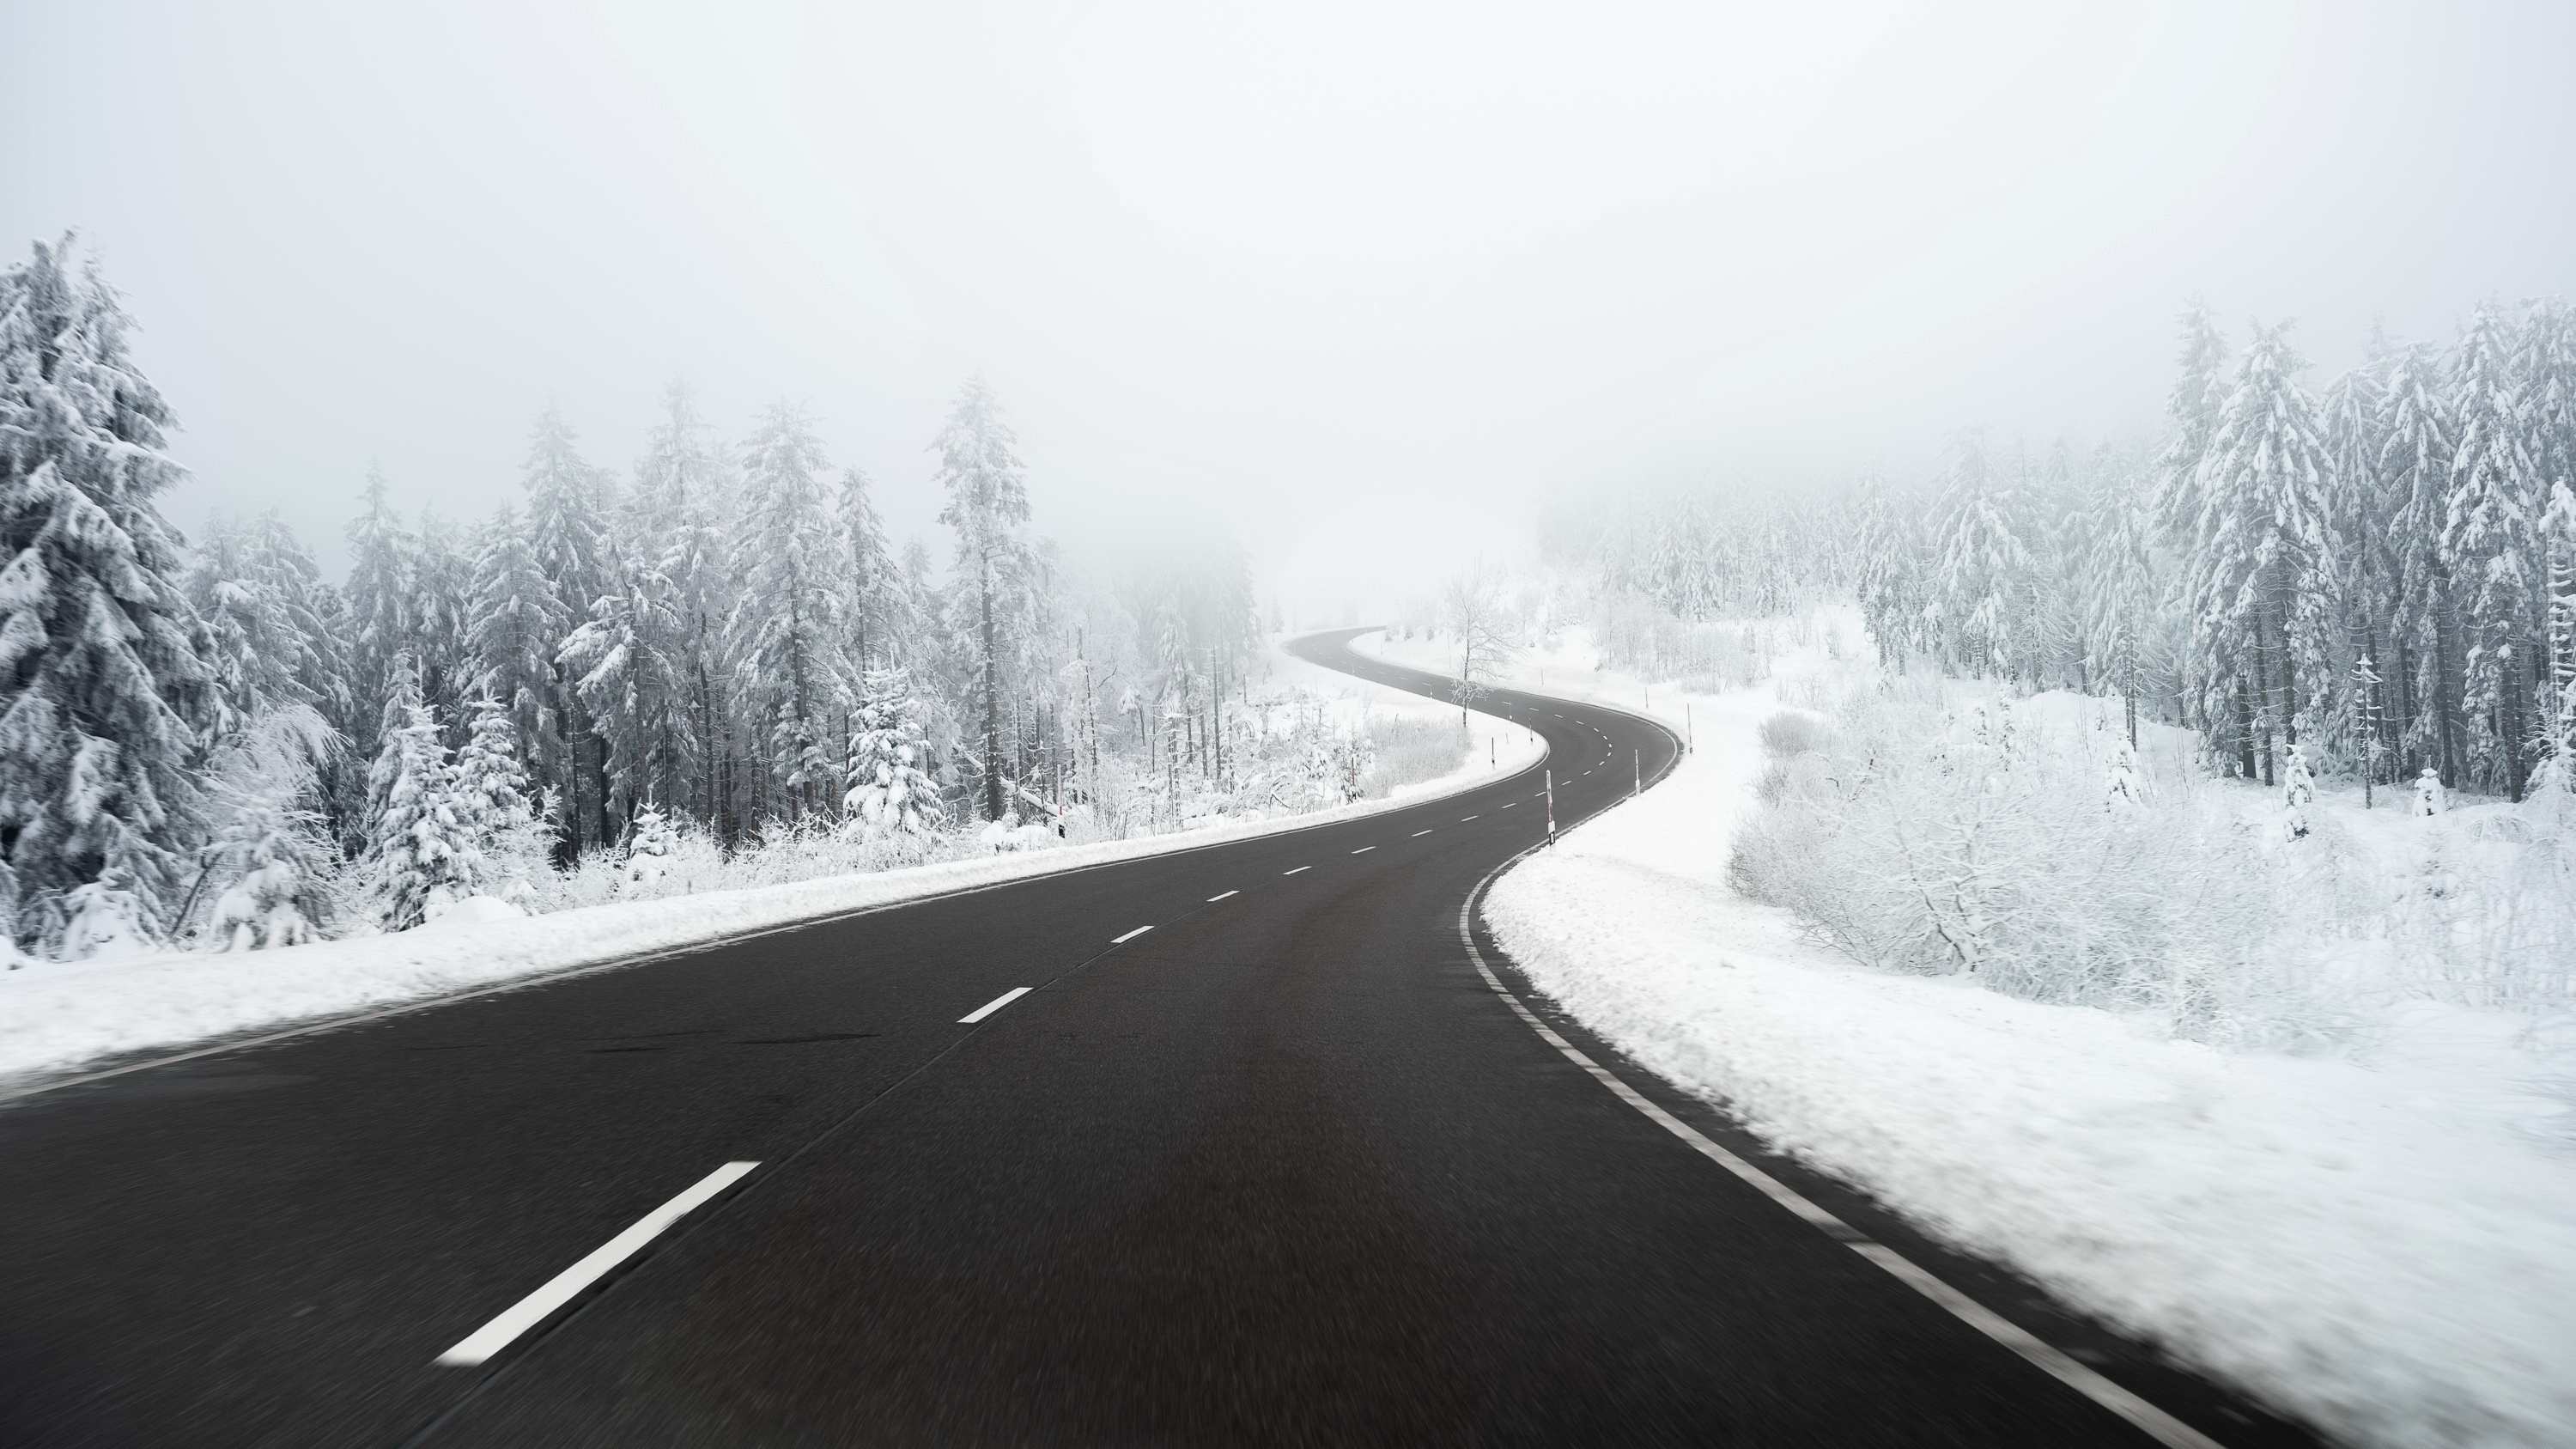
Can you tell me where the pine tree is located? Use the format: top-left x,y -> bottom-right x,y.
2153,301 -> 2231,539
2382,341 -> 2464,784
2444,304 -> 2546,799
451,695 -> 538,901
197,705 -> 340,950
844,667 -> 944,843
731,400 -> 851,821
934,376 -> 1034,820
466,503 -> 566,846
360,657 -> 474,930
0,235 -> 216,953
561,543 -> 683,831
2282,743 -> 2315,840
412,508 -> 477,728
630,381 -> 735,831
621,801 -> 679,886
2183,320 -> 2334,786
187,511 -> 327,738
839,466 -> 897,671
520,405 -> 615,847
340,464 -> 414,757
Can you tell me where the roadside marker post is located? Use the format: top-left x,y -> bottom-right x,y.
1545,770 -> 1556,848
1633,750 -> 1641,797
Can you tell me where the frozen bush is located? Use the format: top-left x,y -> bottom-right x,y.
1730,685 -> 2337,1048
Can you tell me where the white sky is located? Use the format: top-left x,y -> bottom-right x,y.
6,0 -> 2572,617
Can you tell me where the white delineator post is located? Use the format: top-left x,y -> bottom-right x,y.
1545,769 -> 1557,848
1633,749 -> 1640,797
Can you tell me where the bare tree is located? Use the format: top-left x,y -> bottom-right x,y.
1443,561 -> 1521,723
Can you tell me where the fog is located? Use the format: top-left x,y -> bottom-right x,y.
5,0 -> 2571,612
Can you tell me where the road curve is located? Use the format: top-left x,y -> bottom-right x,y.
0,629 -> 2317,1447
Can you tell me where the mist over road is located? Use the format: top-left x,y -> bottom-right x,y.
0,631 -> 2308,1446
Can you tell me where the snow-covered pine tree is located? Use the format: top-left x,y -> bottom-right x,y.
561,542 -> 683,831
520,404 -> 616,847
2382,340 -> 2464,785
839,466 -> 897,672
2444,304 -> 2547,799
843,667 -> 945,845
2282,743 -> 2315,839
2521,301 -> 2576,787
0,235 -> 217,954
340,464 -> 414,758
2319,350 -> 2397,774
411,508 -> 477,728
630,381 -> 738,831
2081,450 -> 2163,747
466,502 -> 566,849
933,376 -> 1034,821
2152,301 -> 2230,540
361,655 -> 475,930
731,400 -> 851,821
197,704 -> 341,950
621,801 -> 678,886
188,511 -> 327,738
2183,320 -> 2334,787
2104,735 -> 2147,811
1926,434 -> 2037,680
451,694 -> 539,900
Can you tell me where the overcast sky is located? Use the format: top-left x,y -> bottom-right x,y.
6,0 -> 2572,614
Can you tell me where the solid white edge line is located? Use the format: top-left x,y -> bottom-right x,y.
957,986 -> 1034,1024
1453,867 -> 2225,1449
435,1160 -> 758,1367
1283,866 -> 1310,875
1207,891 -> 1238,902
1113,925 -> 1153,944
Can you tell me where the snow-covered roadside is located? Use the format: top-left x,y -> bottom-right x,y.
0,635 -> 1540,1091
1406,624 -> 2576,1449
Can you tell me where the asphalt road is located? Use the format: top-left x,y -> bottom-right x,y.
0,629 -> 2321,1447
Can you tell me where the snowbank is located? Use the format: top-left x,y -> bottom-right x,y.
1431,622 -> 2576,1449
0,636 -> 1541,1091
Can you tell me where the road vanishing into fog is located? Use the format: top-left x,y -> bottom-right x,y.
0,630 -> 2318,1448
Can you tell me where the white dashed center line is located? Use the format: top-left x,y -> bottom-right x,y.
1461,815 -> 1478,821
1283,866 -> 1311,875
958,987 -> 1033,1024
1413,830 -> 1432,837
1351,846 -> 1376,855
1206,891 -> 1238,902
1113,926 -> 1153,944
434,1160 -> 759,1367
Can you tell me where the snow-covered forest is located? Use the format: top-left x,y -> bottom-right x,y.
1590,299 -> 2576,805
0,238 -> 1442,963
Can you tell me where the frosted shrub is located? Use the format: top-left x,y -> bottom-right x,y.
2387,795 -> 2576,1013
1360,717 -> 1467,797
1729,691 -> 2324,1047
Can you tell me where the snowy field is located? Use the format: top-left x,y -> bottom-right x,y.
0,635 -> 1541,1090
1376,620 -> 2576,1449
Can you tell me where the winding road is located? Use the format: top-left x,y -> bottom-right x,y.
0,629 -> 2318,1446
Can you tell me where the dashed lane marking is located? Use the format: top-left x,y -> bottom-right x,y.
957,987 -> 1033,1024
1413,830 -> 1433,837
1206,891 -> 1238,902
1352,847 -> 1376,855
1112,926 -> 1153,944
434,1161 -> 759,1367
1283,866 -> 1311,875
